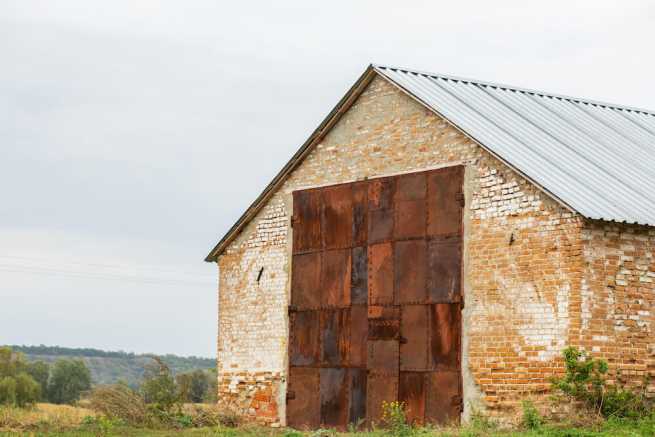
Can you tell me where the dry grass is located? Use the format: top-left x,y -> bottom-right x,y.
0,402 -> 96,432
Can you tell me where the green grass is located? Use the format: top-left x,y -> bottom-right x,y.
5,416 -> 653,437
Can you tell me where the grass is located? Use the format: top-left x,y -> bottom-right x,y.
1,404 -> 654,436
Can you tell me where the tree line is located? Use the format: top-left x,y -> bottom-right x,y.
0,346 -> 216,408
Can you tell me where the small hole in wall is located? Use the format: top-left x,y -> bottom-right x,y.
256,267 -> 264,283
509,232 -> 515,246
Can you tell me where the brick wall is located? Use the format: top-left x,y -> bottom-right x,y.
581,221 -> 655,394
215,75 -> 595,425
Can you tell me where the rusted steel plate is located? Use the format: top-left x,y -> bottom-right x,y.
289,310 -> 320,366
352,182 -> 368,246
425,370 -> 461,425
400,305 -> 429,371
427,239 -> 461,303
322,185 -> 353,250
429,304 -> 461,371
395,172 -> 427,201
367,305 -> 400,320
293,190 -> 322,253
394,240 -> 427,304
366,374 -> 398,426
367,340 -> 399,376
321,309 -> 350,366
395,199 -> 426,240
349,305 -> 368,367
368,318 -> 400,341
287,367 -> 320,429
399,372 -> 426,426
368,177 -> 394,210
368,207 -> 394,244
395,173 -> 427,239
322,249 -> 351,308
348,369 -> 367,427
292,252 -> 321,310
320,368 -> 348,428
351,247 -> 368,305
368,243 -> 394,305
427,167 -> 463,237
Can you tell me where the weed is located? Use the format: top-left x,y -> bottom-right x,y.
521,401 -> 542,430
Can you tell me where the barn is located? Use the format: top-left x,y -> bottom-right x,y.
204,65 -> 655,428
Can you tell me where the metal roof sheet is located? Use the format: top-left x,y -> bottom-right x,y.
374,65 -> 655,225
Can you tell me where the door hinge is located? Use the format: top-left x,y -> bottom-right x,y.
288,305 -> 297,315
286,390 -> 296,401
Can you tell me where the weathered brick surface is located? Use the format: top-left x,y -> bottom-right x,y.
214,75 -> 653,425
581,222 -> 655,392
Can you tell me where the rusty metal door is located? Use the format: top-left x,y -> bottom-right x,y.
288,166 -> 463,429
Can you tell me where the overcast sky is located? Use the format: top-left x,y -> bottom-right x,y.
2,1 -> 655,357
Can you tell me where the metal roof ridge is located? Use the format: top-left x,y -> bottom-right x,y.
372,64 -> 655,117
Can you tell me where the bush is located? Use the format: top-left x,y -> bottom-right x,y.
521,400 -> 542,430
141,356 -> 178,412
551,346 -> 652,418
88,384 -> 148,425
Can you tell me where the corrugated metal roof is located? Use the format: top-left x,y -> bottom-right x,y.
374,65 -> 655,226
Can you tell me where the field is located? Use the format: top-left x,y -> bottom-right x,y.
1,404 -> 655,437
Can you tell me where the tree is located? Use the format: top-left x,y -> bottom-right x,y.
141,356 -> 178,411
47,359 -> 91,404
25,361 -> 49,401
0,346 -> 41,407
176,369 -> 210,403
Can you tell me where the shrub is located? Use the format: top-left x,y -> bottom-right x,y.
88,384 -> 148,425
551,346 -> 652,418
141,356 -> 178,412
521,400 -> 542,430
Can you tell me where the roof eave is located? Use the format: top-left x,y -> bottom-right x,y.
204,65 -> 378,262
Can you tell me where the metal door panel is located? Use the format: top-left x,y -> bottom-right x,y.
395,240 -> 427,304
395,199 -> 426,240
427,167 -> 463,237
368,243 -> 394,305
425,370 -> 461,425
289,310 -> 320,366
321,309 -> 350,366
287,367 -> 320,429
322,249 -> 351,308
348,369 -> 367,426
368,208 -> 394,243
395,172 -> 427,239
399,372 -> 426,426
367,340 -> 399,376
352,182 -> 368,246
351,247 -> 368,305
322,185 -> 353,250
349,305 -> 368,367
293,190 -> 322,253
427,239 -> 461,303
320,368 -> 348,428
368,177 -> 394,210
366,374 -> 398,425
430,304 -> 461,371
400,305 -> 428,371
291,252 -> 321,310
395,172 -> 426,201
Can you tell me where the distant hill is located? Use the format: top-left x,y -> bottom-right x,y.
7,345 -> 215,388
